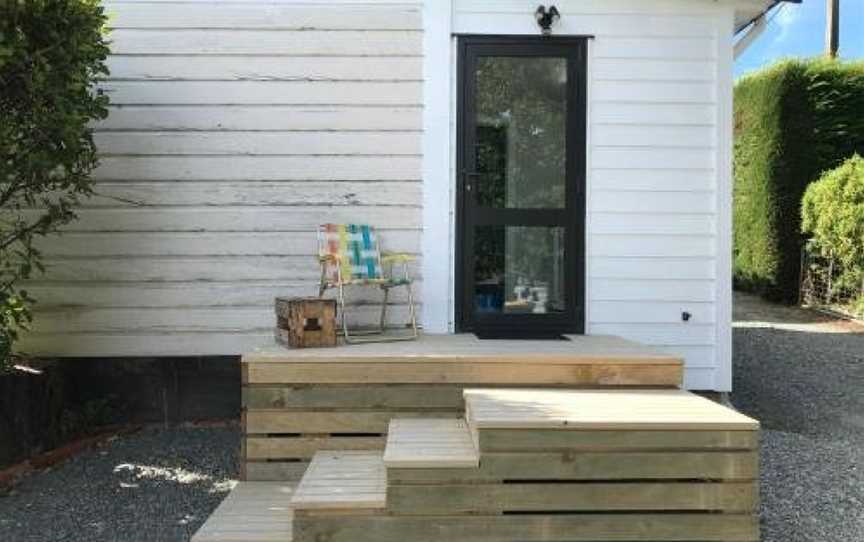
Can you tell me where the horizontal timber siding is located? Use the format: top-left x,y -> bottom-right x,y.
454,0 -> 729,390
23,0 -> 424,356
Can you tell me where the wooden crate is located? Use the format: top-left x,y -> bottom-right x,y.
275,297 -> 336,348
292,389 -> 761,542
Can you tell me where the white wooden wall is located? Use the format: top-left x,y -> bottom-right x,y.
22,0 -> 424,356
446,0 -> 735,390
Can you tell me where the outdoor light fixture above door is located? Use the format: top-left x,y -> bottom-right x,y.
535,5 -> 561,35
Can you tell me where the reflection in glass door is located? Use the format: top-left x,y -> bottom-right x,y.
457,37 -> 586,336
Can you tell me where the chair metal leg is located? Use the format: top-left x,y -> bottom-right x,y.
337,281 -> 354,344
379,287 -> 389,333
405,281 -> 419,338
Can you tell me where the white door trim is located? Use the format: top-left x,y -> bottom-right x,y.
421,0 -> 456,333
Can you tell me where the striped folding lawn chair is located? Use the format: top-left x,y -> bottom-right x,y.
317,223 -> 418,343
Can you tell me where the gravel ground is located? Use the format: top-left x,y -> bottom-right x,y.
732,292 -> 864,542
1,294 -> 861,542
0,426 -> 239,542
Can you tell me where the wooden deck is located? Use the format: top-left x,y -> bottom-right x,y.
240,334 -> 683,482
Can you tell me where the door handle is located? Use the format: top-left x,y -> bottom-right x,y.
463,170 -> 480,191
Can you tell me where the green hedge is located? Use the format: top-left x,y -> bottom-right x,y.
802,154 -> 864,291
733,59 -> 864,303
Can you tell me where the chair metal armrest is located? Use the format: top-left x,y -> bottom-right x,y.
318,253 -> 343,263
381,253 -> 415,264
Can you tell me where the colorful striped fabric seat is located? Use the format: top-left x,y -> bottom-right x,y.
318,223 -> 385,285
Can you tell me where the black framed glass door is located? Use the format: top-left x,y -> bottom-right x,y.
456,36 -> 586,337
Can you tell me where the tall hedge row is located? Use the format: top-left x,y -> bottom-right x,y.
733,59 -> 864,303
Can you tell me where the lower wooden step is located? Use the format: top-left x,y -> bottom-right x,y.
192,482 -> 295,542
383,418 -> 479,468
291,451 -> 386,512
293,513 -> 759,542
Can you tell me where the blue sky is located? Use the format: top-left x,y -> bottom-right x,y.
735,0 -> 864,78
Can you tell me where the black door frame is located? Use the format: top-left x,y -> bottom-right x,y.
455,35 -> 588,336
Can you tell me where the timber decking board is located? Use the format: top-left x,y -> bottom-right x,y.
292,514 -> 759,542
477,428 -> 759,451
388,450 -> 759,483
243,334 -> 681,365
191,482 -> 294,542
383,419 -> 479,468
245,410 -> 460,434
465,388 -> 760,431
242,385 -> 464,410
291,452 -> 386,511
246,436 -> 386,460
244,362 -> 681,386
244,462 -> 309,482
386,481 -> 758,514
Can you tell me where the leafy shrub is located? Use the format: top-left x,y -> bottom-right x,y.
734,59 -> 864,302
0,0 -> 110,371
802,154 -> 864,293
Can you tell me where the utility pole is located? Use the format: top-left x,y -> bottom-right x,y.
826,0 -> 840,58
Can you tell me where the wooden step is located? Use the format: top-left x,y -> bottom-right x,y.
383,419 -> 479,469
465,388 -> 759,431
290,451 -> 386,512
192,482 -> 294,542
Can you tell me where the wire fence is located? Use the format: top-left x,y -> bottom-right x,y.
799,246 -> 864,319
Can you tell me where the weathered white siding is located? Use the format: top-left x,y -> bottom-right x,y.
448,0 -> 735,390
23,0 -> 424,356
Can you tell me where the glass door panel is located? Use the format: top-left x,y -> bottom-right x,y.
458,37 -> 586,336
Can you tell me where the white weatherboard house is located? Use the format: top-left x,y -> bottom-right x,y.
24,0 -> 785,392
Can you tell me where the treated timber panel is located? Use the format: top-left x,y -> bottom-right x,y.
292,513 -> 759,542
244,462 -> 309,482
478,429 -> 758,452
245,411 -> 459,434
242,385 -> 463,410
387,481 -> 758,514
246,436 -> 386,460
388,451 -> 759,483
244,362 -> 681,386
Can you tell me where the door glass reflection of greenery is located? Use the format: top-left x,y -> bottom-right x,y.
474,226 -> 566,314
474,56 -> 567,209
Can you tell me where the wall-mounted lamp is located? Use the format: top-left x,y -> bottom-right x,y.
535,5 -> 561,36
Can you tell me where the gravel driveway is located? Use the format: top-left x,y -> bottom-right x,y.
0,426 -> 240,542
1,293 -> 861,541
733,292 -> 864,542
